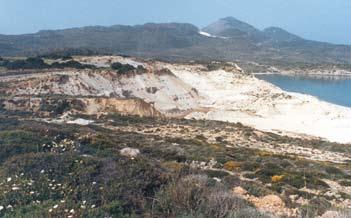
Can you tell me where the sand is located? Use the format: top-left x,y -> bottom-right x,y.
167,64 -> 351,144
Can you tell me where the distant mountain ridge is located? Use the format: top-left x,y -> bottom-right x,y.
1,17 -> 351,68
262,27 -> 302,43
202,17 -> 263,39
201,17 -> 302,43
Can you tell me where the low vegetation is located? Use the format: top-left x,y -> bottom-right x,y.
0,111 -> 349,217
0,57 -> 95,70
110,62 -> 146,74
39,48 -> 105,59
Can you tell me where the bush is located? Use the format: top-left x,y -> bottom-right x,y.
228,208 -> 270,218
155,174 -> 254,217
325,166 -> 344,177
271,175 -> 284,183
255,163 -> 284,182
39,48 -> 101,59
0,130 -> 50,162
241,182 -> 272,197
240,162 -> 259,171
102,200 -> 125,217
51,60 -> 95,69
110,62 -> 135,73
284,173 -> 329,189
205,170 -> 230,179
156,174 -> 208,215
162,161 -> 186,173
203,190 -> 250,218
0,152 -> 168,217
4,57 -> 49,69
0,57 -> 95,70
39,99 -> 71,115
300,197 -> 332,217
223,161 -> 241,171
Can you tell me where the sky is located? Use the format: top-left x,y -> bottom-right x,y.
0,0 -> 350,44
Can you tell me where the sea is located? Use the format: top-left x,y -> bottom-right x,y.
256,74 -> 351,108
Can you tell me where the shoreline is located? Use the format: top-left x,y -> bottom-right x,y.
253,72 -> 351,78
167,65 -> 351,144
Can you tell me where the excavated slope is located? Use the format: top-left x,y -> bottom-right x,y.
1,97 -> 162,118
2,56 -> 351,143
3,70 -> 199,114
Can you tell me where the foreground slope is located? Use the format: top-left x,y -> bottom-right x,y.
0,56 -> 351,217
0,112 -> 350,217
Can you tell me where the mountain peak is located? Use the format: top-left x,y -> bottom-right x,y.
220,16 -> 249,24
202,17 -> 262,39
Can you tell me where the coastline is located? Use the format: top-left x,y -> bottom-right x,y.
167,64 -> 351,144
2,55 -> 351,144
253,70 -> 351,78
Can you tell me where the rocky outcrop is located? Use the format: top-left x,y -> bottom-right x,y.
120,148 -> 140,159
2,69 -> 199,113
79,98 -> 162,117
1,97 -> 162,118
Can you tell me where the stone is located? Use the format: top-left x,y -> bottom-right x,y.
120,147 -> 140,158
233,186 -> 248,195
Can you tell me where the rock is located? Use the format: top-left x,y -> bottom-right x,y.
319,210 -> 348,218
120,148 -> 140,158
233,186 -> 248,195
296,196 -> 309,205
259,195 -> 285,208
212,177 -> 221,182
67,118 -> 94,126
289,194 -> 298,201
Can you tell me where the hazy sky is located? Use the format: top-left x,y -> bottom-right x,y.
1,0 -> 350,44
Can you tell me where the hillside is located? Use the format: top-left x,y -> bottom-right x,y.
1,55 -> 351,143
1,18 -> 351,70
202,17 -> 264,40
0,55 -> 351,217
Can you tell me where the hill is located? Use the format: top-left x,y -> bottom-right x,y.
202,17 -> 264,40
1,17 -> 351,69
0,55 -> 351,216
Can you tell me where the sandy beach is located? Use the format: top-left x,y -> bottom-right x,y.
167,63 -> 351,144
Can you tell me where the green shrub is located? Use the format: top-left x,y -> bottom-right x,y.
110,62 -> 136,73
300,197 -> 331,217
0,57 -> 95,70
204,170 -> 230,178
155,174 -> 254,217
103,200 -> 125,217
255,164 -> 284,183
3,57 -> 49,69
51,60 -> 95,69
284,173 -> 329,189
241,182 -> 271,197
0,130 -> 50,162
228,208 -> 270,218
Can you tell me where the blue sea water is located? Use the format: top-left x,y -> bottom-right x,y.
256,74 -> 351,108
